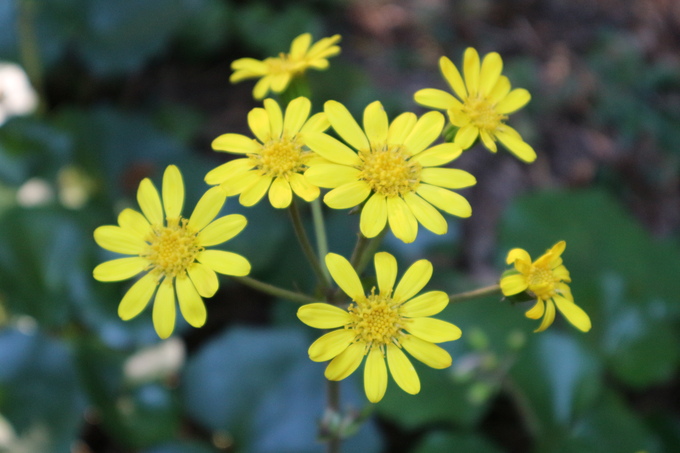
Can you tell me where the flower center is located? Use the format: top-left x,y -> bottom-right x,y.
348,289 -> 403,349
266,55 -> 304,76
251,137 -> 307,179
358,145 -> 422,198
527,265 -> 557,300
462,95 -> 506,132
145,217 -> 202,278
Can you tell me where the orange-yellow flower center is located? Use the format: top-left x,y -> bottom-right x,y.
265,55 -> 305,76
462,95 -> 506,133
348,290 -> 403,349
145,217 -> 202,278
526,264 -> 557,301
251,138 -> 307,179
358,146 -> 421,198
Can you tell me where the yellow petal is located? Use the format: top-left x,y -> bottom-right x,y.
152,278 -> 176,339
187,262 -> 219,298
496,88 -> 531,114
118,208 -> 151,240
479,130 -> 497,153
94,225 -> 147,255
324,181 -> 371,209
525,299 -> 545,319
289,173 -> 320,202
325,342 -> 365,381
197,214 -> 247,247
488,75 -> 511,103
416,184 -> 472,218
297,302 -> 352,328
495,127 -> 536,163
308,329 -> 356,362
506,248 -> 531,265
162,165 -> 184,219
500,274 -> 529,296
387,112 -> 418,145
364,347 -> 388,403
386,344 -> 420,395
325,253 -> 364,300
268,177 -> 292,208
403,193 -> 448,235
220,170 -> 260,196
393,259 -> 433,303
188,186 -> 227,231
386,196 -> 418,243
554,295 -> 591,332
325,100 -> 370,151
197,250 -> 251,276
283,96 -> 312,135
300,111 -> 331,135
137,178 -> 163,226
374,251 -> 397,296
455,124 -> 479,150
401,335 -> 452,369
420,168 -> 476,189
359,193 -> 387,238
93,257 -> 148,282
463,47 -> 480,95
363,100 -> 388,145
264,98 -> 283,139
118,272 -> 157,321
439,56 -> 467,99
478,52 -> 503,96
247,107 -> 271,143
211,133 -> 261,154
410,143 -> 462,167
176,275 -> 206,328
549,240 -> 567,257
304,132 -> 361,166
253,75 -> 272,100
534,299 -> 556,332
204,158 -> 256,186
240,175 -> 271,207
406,317 -> 462,343
305,163 -> 359,188
413,88 -> 462,111
400,291 -> 448,317
403,111 -> 445,155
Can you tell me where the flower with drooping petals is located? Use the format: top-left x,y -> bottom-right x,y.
500,241 -> 591,332
414,48 -> 536,163
297,252 -> 461,403
206,97 -> 330,208
231,33 -> 341,100
304,100 -> 475,243
94,165 -> 251,338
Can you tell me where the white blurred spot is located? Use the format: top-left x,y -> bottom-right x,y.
16,177 -> 53,207
124,337 -> 186,384
0,62 -> 38,126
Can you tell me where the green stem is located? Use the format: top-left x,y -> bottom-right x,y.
349,227 -> 387,276
326,380 -> 341,453
311,198 -> 330,282
289,199 -> 330,288
17,0 -> 46,115
449,284 -> 502,303
230,276 -> 317,304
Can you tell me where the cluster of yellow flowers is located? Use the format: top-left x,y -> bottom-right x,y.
93,33 -> 590,403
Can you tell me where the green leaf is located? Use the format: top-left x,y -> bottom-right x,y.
413,431 -> 503,453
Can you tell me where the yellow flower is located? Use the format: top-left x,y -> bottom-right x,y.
230,33 -> 341,100
304,100 -> 475,243
500,241 -> 591,332
297,252 -> 461,403
206,97 -> 330,208
93,165 -> 251,339
414,48 -> 536,163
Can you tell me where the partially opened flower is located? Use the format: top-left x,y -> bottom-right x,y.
298,252 -> 461,403
206,97 -> 330,208
414,48 -> 536,163
304,100 -> 475,243
500,241 -> 591,332
231,33 -> 341,100
94,165 -> 251,339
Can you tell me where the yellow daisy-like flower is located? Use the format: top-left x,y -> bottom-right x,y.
304,100 -> 475,243
93,165 -> 251,339
297,252 -> 462,403
500,241 -> 591,332
230,33 -> 341,100
414,48 -> 537,163
206,97 -> 330,208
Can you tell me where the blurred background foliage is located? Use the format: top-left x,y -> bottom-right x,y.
0,0 -> 679,452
